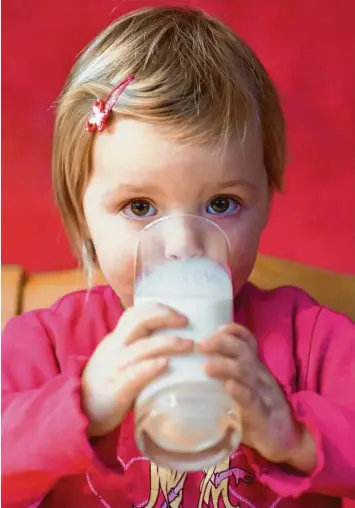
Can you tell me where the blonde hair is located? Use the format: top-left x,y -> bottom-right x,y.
53,6 -> 286,263
145,459 -> 240,507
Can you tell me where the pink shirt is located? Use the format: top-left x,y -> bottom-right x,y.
2,283 -> 355,507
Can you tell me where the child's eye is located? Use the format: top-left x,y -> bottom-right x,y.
206,197 -> 240,216
121,200 -> 157,218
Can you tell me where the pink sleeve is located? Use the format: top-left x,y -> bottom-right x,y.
243,307 -> 355,499
1,312 -> 121,507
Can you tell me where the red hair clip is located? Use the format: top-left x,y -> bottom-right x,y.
86,74 -> 135,132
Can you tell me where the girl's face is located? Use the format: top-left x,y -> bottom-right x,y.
83,119 -> 270,307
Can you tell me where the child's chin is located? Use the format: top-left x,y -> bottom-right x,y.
115,291 -> 132,309
231,275 -> 250,295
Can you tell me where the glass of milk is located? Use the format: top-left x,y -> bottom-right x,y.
134,215 -> 241,471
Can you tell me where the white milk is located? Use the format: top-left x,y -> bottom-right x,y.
134,258 -> 241,470
135,257 -> 233,401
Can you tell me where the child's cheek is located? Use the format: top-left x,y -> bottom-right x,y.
227,224 -> 261,293
97,243 -> 135,307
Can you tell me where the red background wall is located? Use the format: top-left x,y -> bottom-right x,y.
2,0 -> 355,275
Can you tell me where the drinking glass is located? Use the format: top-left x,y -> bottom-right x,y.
134,215 -> 241,471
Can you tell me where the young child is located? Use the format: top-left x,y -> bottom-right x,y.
2,6 -> 354,508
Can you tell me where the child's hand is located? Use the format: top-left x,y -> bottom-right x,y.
81,303 -> 193,437
198,323 -> 316,473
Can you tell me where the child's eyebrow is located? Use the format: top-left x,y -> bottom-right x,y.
209,179 -> 257,192
102,183 -> 164,202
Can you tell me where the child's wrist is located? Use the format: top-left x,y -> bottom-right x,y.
280,423 -> 317,475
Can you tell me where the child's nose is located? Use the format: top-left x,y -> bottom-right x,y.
164,219 -> 204,260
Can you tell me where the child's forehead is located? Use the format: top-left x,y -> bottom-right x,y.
92,118 -> 263,174
89,119 -> 265,200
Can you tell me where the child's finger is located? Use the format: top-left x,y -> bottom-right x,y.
203,355 -> 255,387
224,376 -> 284,416
115,303 -> 188,345
217,323 -> 258,354
224,379 -> 261,413
198,333 -> 254,361
121,335 -> 194,368
118,357 -> 170,403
